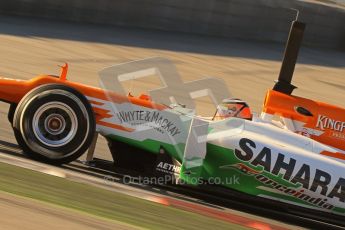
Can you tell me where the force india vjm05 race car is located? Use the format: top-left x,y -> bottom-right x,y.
0,20 -> 345,221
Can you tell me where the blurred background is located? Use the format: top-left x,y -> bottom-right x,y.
0,1 -> 344,229
0,0 -> 344,49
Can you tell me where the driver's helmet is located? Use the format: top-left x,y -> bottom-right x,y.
214,98 -> 252,120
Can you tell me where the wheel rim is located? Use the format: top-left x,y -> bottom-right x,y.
32,102 -> 78,147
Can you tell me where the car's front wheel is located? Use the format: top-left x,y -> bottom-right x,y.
13,84 -> 96,165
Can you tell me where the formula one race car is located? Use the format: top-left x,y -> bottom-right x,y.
0,20 -> 345,223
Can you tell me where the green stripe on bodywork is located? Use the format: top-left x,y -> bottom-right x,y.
204,143 -> 345,214
105,135 -> 345,215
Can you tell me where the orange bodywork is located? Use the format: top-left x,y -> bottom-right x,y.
1,68 -> 344,153
263,90 -> 345,152
0,75 -> 166,108
0,70 -> 167,132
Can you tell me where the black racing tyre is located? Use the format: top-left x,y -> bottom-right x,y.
13,84 -> 96,165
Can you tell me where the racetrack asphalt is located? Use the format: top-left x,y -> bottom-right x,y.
0,192 -> 138,230
0,15 -> 344,229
